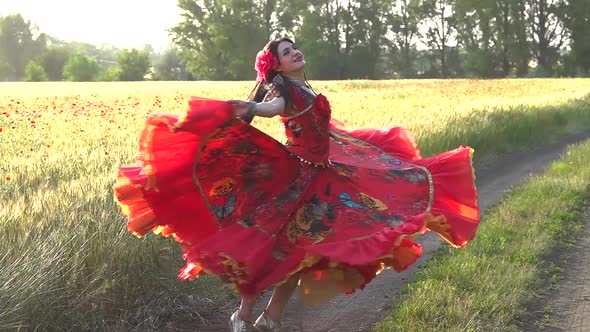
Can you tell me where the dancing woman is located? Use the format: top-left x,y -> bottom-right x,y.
114,37 -> 480,332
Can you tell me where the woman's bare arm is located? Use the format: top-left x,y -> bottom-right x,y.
231,96 -> 286,119
252,96 -> 286,118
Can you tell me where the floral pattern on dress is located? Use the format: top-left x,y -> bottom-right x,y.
114,86 -> 479,303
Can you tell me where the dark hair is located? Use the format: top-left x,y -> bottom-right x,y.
239,37 -> 314,124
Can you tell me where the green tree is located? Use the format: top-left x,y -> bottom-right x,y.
154,47 -> 190,80
0,63 -> 15,81
0,14 -> 47,80
37,46 -> 71,81
423,0 -> 458,78
527,0 -> 569,76
292,0 -> 389,79
172,0 -> 280,80
24,61 -> 48,81
116,49 -> 151,81
509,0 -> 530,76
101,66 -> 122,81
387,0 -> 426,78
53,40 -> 118,71
172,0 -> 389,80
295,1 -> 343,79
347,0 -> 389,78
455,0 -> 499,77
489,0 -> 530,77
564,0 -> 590,75
63,51 -> 100,81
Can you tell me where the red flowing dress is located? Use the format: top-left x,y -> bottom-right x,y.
114,84 -> 479,304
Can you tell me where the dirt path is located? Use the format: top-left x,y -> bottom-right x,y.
189,131 -> 590,332
525,207 -> 590,332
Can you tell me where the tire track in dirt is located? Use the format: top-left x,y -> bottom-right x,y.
525,207 -> 590,332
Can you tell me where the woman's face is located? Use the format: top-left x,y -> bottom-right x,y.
276,41 -> 305,74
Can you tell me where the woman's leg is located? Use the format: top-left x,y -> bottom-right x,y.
263,274 -> 299,322
238,296 -> 257,322
230,296 -> 257,331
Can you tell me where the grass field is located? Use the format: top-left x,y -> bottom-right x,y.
376,138 -> 590,332
1,79 -> 590,329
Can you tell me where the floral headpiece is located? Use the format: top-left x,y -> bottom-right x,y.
254,49 -> 279,82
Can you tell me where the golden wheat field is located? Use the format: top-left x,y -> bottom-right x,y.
1,78 -> 590,329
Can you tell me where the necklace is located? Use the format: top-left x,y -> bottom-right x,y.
291,79 -> 316,96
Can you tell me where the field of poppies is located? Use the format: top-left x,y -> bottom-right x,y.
1,79 -> 590,329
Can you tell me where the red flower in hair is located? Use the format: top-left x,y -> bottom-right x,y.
255,49 -> 279,82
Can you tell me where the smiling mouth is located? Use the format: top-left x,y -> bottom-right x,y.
294,55 -> 303,62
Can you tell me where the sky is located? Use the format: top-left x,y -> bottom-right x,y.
0,0 -> 183,51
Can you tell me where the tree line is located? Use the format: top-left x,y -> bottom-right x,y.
1,0 -> 589,82
0,14 -> 190,82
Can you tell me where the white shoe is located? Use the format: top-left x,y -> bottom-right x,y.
229,310 -> 254,332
